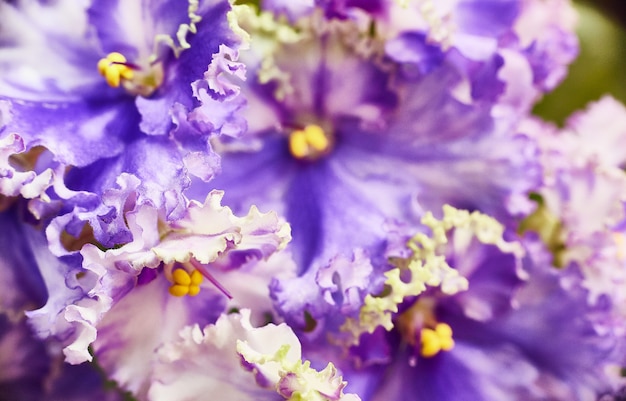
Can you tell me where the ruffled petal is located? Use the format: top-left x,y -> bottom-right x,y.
91,272 -> 225,397
0,134 -> 53,200
148,310 -> 295,401
237,314 -> 362,401
153,190 -> 291,265
271,249 -> 377,338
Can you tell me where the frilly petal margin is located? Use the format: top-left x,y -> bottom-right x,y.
25,186 -> 292,390
63,136 -> 192,223
521,97 -> 626,340
130,0 -> 243,137
148,310 -> 290,401
45,173 -> 141,252
270,249 -> 379,340
91,271 -> 226,397
23,241 -> 88,362
151,190 -> 291,266
514,0 -> 579,92
0,133 -> 53,200
148,309 -> 361,401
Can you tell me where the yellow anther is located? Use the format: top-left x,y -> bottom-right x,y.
188,270 -> 203,296
172,269 -> 192,286
97,52 -> 134,88
420,323 -> 454,358
289,130 -> 308,159
169,284 -> 190,297
168,269 -> 204,297
288,125 -> 331,160
303,125 -> 329,151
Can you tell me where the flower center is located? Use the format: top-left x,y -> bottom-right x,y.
97,52 -> 164,97
396,298 -> 455,358
165,260 -> 233,299
168,268 -> 204,297
420,322 -> 454,357
97,52 -> 134,88
288,124 -> 332,161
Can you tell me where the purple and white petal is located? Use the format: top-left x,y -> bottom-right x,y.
148,310 -> 294,401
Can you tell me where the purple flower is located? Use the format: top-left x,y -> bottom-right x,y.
0,0 -> 244,220
26,186 -> 292,397
188,5 -> 541,336
379,240 -> 618,400
337,209 -> 619,400
520,97 -> 626,350
2,2 -> 614,401
0,200 -> 125,401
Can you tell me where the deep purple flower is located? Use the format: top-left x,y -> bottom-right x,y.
520,97 -> 626,352
0,0 -> 244,225
332,210 -> 620,400
187,5 -> 542,337
0,198 -> 125,401
2,2 -> 611,401
25,182 -> 292,397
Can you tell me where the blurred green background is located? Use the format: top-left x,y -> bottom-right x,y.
533,0 -> 626,124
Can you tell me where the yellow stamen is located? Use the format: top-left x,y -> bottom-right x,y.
168,268 -> 204,297
288,125 -> 331,160
169,284 -> 190,297
188,270 -> 203,297
420,323 -> 454,358
289,131 -> 308,159
97,52 -> 134,88
172,268 -> 191,286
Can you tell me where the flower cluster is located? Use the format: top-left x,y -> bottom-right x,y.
1,0 -> 625,400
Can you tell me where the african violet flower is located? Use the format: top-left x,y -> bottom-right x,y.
184,4 -> 619,398
25,175 -> 292,397
260,0 -> 577,104
190,2 -> 542,338
0,0 -> 245,228
519,97 -> 626,362
333,208 -> 620,400
1,0 -> 617,400
0,197 -> 126,401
